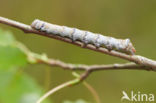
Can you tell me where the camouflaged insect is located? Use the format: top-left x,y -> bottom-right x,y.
31,19 -> 136,55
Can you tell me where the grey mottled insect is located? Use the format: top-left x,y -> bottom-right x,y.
31,19 -> 136,55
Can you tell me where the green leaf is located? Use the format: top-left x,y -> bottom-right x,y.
0,46 -> 27,69
0,29 -> 15,46
0,29 -> 27,69
0,71 -> 42,103
0,29 -> 50,103
0,69 -> 17,92
0,69 -> 50,103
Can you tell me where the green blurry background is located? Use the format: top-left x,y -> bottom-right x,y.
0,0 -> 156,103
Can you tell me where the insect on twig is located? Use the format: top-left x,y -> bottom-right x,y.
31,19 -> 136,55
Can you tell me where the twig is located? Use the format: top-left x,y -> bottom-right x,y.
16,40 -> 154,72
36,78 -> 80,103
72,72 -> 101,103
37,70 -> 92,103
37,71 -> 99,103
41,59 -> 154,71
83,82 -> 101,103
0,16 -> 156,70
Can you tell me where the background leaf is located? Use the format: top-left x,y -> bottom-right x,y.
0,29 -> 50,103
0,29 -> 27,69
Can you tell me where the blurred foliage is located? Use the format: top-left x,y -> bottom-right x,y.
0,29 -> 50,103
0,29 -> 27,69
0,28 -> 89,103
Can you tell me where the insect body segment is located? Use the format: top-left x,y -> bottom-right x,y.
72,29 -> 85,41
31,19 -> 136,55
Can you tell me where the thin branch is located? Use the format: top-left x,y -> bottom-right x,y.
37,78 -> 80,103
16,40 -> 154,72
83,82 -> 101,103
72,72 -> 101,103
0,16 -> 156,70
37,71 -> 99,103
41,59 -> 154,71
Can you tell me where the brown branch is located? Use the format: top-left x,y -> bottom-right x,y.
0,16 -> 156,70
16,40 -> 154,73
40,58 -> 154,72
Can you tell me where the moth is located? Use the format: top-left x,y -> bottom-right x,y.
31,19 -> 136,55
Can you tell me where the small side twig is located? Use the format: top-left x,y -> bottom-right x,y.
43,59 -> 153,71
36,78 -> 80,103
83,82 -> 101,103
37,71 -> 90,103
72,72 -> 101,103
37,71 -> 100,103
